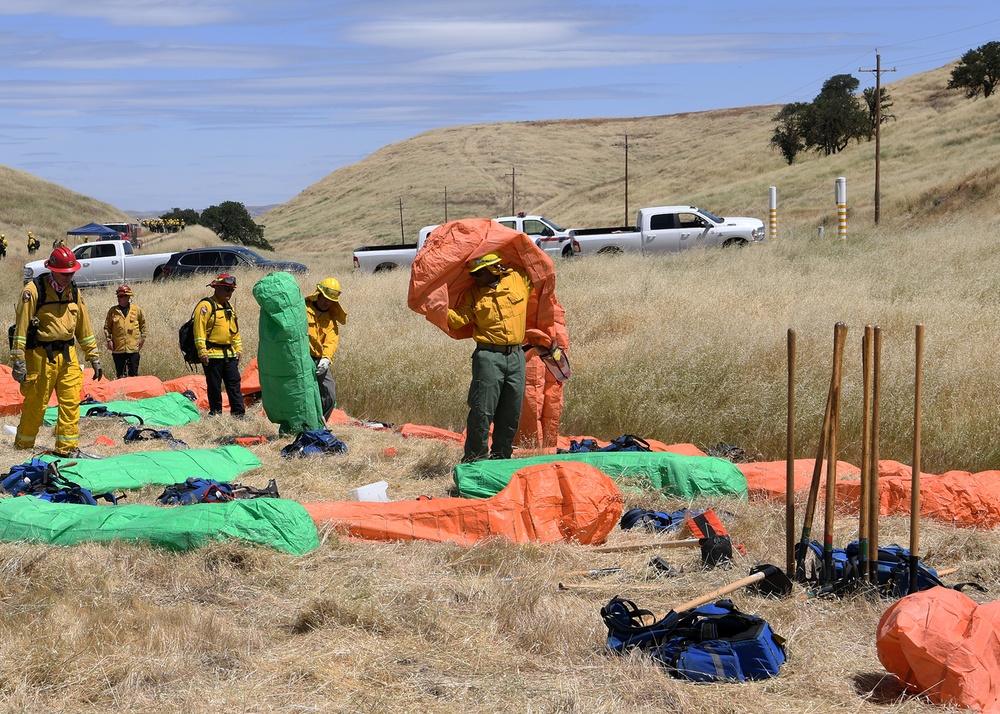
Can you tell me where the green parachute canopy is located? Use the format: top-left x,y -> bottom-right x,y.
45,391 -> 201,426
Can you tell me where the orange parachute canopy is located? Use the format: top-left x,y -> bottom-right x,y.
877,587 -> 1000,713
303,460 -> 623,546
407,218 -> 562,348
741,458 -> 1000,529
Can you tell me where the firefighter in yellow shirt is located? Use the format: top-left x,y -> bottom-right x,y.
0,234 -> 7,260
10,247 -> 103,456
192,273 -> 244,417
447,252 -> 533,462
27,231 -> 40,255
305,278 -> 347,420
104,284 -> 148,379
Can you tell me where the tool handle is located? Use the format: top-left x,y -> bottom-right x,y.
673,569 -> 768,612
590,539 -> 699,553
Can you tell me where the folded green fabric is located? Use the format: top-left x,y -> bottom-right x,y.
454,451 -> 747,500
45,391 -> 201,426
35,445 -> 261,493
0,496 -> 319,554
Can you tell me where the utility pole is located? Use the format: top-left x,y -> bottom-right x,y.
444,187 -> 448,223
398,197 -> 405,242
505,166 -> 518,215
860,52 -> 896,225
614,134 -> 633,225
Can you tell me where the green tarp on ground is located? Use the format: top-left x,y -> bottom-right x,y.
454,452 -> 748,500
253,272 -> 324,434
35,445 -> 261,493
0,496 -> 319,554
45,391 -> 201,427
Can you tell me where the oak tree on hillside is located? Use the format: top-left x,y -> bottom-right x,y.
948,41 -> 1000,99
768,74 -> 871,163
201,201 -> 273,250
863,86 -> 896,139
769,102 -> 809,165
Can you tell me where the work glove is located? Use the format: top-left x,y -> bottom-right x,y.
316,357 -> 331,375
90,359 -> 104,382
11,360 -> 26,385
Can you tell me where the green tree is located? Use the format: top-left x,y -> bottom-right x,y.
160,207 -> 200,225
201,201 -> 273,250
801,74 -> 870,156
769,102 -> 809,164
862,86 -> 896,139
948,41 -> 1000,99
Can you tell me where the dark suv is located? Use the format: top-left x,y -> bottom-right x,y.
158,246 -> 308,280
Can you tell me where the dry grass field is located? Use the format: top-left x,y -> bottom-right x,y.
1,59 -> 1000,713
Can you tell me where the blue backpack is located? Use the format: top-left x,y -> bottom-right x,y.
280,429 -> 347,458
123,426 -> 188,449
797,540 -> 983,598
156,477 -> 280,505
620,508 -> 704,533
559,434 -> 652,454
651,600 -> 787,682
1,458 -> 120,505
601,597 -> 786,682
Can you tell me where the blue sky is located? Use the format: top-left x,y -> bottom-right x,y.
2,1 -> 998,212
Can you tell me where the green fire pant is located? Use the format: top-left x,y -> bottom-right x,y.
463,346 -> 526,463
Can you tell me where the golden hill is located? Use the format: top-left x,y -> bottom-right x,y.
0,165 -> 133,248
262,62 -> 999,257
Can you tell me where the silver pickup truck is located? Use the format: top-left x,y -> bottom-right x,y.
570,206 -> 766,256
24,240 -> 176,287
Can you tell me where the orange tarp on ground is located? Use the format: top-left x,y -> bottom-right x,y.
399,423 -> 465,444
303,461 -> 623,546
162,360 -> 260,411
741,459 -> 1000,529
78,370 -> 166,402
878,588 -> 1000,713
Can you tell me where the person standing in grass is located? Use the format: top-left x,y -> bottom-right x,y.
305,277 -> 347,421
10,246 -> 103,456
0,234 -> 7,260
103,284 -> 147,379
27,231 -> 39,255
447,252 -> 534,463
193,273 -> 244,417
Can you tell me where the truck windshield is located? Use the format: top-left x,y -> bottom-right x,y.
542,218 -> 565,232
697,209 -> 723,224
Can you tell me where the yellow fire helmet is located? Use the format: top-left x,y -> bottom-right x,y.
316,277 -> 341,301
466,252 -> 502,273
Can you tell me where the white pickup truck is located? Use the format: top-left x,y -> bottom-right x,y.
352,214 -> 578,271
569,206 -> 766,256
24,240 -> 176,287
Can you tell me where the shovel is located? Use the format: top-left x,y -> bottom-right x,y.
561,564 -> 793,609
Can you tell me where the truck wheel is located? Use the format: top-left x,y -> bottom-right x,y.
723,238 -> 748,248
597,246 -> 623,256
561,246 -> 577,259
152,268 -> 164,281
374,263 -> 398,273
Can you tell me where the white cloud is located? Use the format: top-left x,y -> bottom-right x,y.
0,0 -> 241,27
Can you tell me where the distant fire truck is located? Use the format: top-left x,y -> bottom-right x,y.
103,222 -> 143,248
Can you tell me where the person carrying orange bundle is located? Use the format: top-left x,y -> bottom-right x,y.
448,252 -> 535,462
10,246 -> 103,456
